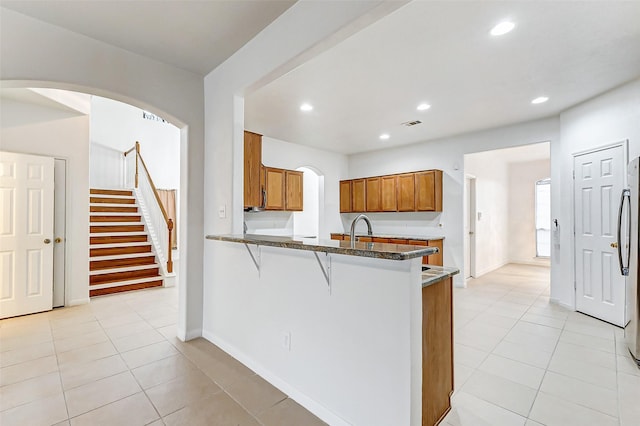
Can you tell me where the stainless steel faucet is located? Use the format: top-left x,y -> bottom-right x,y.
350,214 -> 373,242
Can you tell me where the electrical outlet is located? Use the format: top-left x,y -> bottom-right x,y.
281,331 -> 291,351
218,205 -> 226,218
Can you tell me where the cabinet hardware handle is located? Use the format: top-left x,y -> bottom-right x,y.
44,239 -> 51,244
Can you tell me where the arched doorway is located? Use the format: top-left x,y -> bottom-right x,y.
1,80 -> 195,340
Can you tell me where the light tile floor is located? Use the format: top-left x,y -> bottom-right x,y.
445,264 -> 640,426
0,286 -> 325,426
2,264 -> 639,425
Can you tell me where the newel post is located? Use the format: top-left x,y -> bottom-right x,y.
167,219 -> 174,273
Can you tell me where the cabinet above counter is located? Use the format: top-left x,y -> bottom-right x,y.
244,131 -> 303,211
340,169 -> 442,213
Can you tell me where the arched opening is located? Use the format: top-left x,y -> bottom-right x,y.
1,80 -> 189,333
292,166 -> 324,238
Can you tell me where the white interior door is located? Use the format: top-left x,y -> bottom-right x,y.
0,151 -> 55,319
574,144 -> 626,326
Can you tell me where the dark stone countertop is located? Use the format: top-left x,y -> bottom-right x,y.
206,234 -> 439,261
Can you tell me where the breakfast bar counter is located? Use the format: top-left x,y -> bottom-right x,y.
204,233 -> 459,425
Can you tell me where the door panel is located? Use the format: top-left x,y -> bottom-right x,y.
574,144 -> 626,326
0,151 -> 54,319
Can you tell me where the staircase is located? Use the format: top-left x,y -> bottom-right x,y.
89,188 -> 163,297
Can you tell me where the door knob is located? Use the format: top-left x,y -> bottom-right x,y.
55,237 -> 62,243
611,242 -> 618,248
44,239 -> 51,244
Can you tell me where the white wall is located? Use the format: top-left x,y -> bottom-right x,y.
1,7 -> 204,340
90,96 -> 180,191
89,143 -> 124,189
553,78 -> 640,308
348,117 -> 559,287
1,97 -> 90,306
508,159 -> 551,265
206,241 -> 423,426
464,151 -> 510,276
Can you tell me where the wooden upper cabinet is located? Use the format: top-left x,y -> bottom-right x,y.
340,169 -> 442,213
365,177 -> 381,212
244,131 -> 262,208
340,181 -> 352,213
415,170 -> 443,212
285,170 -> 303,211
397,173 -> 416,212
352,179 -> 366,212
264,167 -> 285,210
381,176 -> 397,212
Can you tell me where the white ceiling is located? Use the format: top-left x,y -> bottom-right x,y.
1,0 -> 296,75
4,1 -> 639,156
245,1 -> 640,154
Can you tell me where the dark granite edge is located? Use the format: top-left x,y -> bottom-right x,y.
206,234 -> 438,261
421,266 -> 459,287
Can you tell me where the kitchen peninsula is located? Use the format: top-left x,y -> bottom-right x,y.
205,233 -> 458,426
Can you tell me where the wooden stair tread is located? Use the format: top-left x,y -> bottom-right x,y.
90,267 -> 160,285
90,245 -> 152,257
90,256 -> 156,271
90,235 -> 148,245
90,280 -> 162,297
90,197 -> 136,204
90,189 -> 134,196
90,225 -> 145,233
90,215 -> 142,222
90,206 -> 138,213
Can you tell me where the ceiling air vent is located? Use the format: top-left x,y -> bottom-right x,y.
402,120 -> 422,127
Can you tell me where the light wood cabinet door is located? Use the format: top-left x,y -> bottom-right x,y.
381,176 -> 397,211
244,131 -> 262,208
415,170 -> 443,211
365,177 -> 381,212
372,237 -> 390,243
264,167 -> 285,210
427,240 -> 443,266
352,179 -> 366,212
340,181 -> 352,213
422,277 -> 453,426
330,233 -> 344,241
397,173 -> 415,212
285,170 -> 303,211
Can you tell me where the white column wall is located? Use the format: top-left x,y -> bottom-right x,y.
1,8 -> 204,340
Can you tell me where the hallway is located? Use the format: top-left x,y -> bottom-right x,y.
447,264 -> 639,426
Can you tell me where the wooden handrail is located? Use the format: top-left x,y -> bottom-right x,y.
124,141 -> 174,273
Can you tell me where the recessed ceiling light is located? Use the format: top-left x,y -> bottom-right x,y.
531,96 -> 549,104
379,133 -> 390,140
417,103 -> 431,111
300,103 -> 313,111
490,21 -> 515,36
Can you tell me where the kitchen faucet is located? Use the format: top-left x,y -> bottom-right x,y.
349,214 -> 373,242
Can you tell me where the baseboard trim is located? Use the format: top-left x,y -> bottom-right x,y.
202,330 -> 350,426
474,260 -> 509,278
550,297 -> 574,311
67,298 -> 89,306
177,327 -> 202,342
